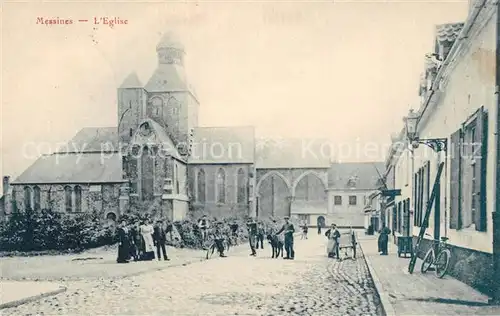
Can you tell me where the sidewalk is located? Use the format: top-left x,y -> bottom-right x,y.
0,281 -> 66,309
358,236 -> 500,316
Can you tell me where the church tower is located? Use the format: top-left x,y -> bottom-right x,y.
144,32 -> 199,149
117,72 -> 147,145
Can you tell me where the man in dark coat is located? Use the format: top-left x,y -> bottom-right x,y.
276,216 -> 295,260
153,220 -> 170,261
378,223 -> 391,255
256,221 -> 265,249
128,221 -> 140,261
247,217 -> 258,256
117,220 -> 130,264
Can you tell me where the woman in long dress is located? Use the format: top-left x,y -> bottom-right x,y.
325,224 -> 341,259
117,221 -> 130,263
140,219 -> 156,261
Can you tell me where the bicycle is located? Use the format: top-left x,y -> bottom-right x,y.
206,238 -> 230,259
420,233 -> 452,278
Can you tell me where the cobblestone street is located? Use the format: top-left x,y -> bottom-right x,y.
2,233 -> 383,315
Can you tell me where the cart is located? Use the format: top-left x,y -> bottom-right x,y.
338,230 -> 357,261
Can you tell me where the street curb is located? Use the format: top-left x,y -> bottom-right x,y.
358,240 -> 397,316
0,285 -> 67,310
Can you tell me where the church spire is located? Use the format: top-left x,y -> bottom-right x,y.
119,72 -> 142,89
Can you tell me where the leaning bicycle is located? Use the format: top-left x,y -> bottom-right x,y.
206,238 -> 230,259
420,234 -> 452,278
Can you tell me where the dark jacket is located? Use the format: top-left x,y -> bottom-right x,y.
153,226 -> 167,244
247,222 -> 258,236
118,227 -> 130,245
277,223 -> 295,237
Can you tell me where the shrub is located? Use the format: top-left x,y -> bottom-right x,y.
0,209 -> 117,254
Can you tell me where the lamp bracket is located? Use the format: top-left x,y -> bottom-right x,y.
414,137 -> 447,153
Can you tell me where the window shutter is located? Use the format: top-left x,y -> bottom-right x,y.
413,171 -> 418,226
474,108 -> 488,231
449,129 -> 462,229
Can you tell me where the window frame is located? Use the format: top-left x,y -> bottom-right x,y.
348,195 -> 357,206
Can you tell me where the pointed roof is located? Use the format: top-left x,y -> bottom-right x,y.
119,72 -> 142,89
144,64 -> 188,92
12,127 -> 123,184
157,31 -> 184,51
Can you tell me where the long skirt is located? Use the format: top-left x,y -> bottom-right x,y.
117,242 -> 130,263
327,239 -> 338,257
141,234 -> 156,261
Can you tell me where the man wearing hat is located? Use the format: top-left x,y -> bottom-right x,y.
246,217 -> 258,256
212,221 -> 227,257
153,220 -> 170,261
276,216 -> 295,259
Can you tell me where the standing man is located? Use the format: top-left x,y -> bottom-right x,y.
198,215 -> 210,243
378,223 -> 391,255
276,216 -> 295,260
256,221 -> 265,249
153,220 -> 170,261
247,217 -> 258,256
212,221 -> 227,258
230,220 -> 239,245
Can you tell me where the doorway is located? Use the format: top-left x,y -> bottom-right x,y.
317,216 -> 326,227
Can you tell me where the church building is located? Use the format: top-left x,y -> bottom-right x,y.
1,33 -> 384,227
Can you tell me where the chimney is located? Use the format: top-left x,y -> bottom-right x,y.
2,176 -> 10,197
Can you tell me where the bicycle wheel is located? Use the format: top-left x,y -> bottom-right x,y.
435,249 -> 451,278
206,243 -> 216,259
421,248 -> 434,273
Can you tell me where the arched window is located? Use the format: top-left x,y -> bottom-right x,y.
64,186 -> 73,212
24,186 -> 32,210
175,164 -> 180,193
106,212 -> 117,223
33,186 -> 41,210
216,168 -> 226,203
74,185 -> 82,212
237,168 -> 246,203
197,169 -> 206,203
11,188 -> 17,213
141,146 -> 154,200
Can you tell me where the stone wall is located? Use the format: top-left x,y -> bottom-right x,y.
188,164 -> 252,219
255,168 -> 328,195
8,183 -> 121,219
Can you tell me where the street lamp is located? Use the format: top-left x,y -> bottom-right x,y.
403,109 -> 447,153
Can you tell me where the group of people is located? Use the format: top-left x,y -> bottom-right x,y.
115,213 -> 301,262
116,217 -> 172,263
249,216 -> 296,259
197,215 -> 297,260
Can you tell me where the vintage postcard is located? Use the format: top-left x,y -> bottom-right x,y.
1,1 -> 500,315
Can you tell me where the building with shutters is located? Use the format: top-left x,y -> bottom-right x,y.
384,0 -> 499,297
0,32 -> 384,227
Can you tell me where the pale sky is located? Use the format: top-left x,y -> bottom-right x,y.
1,1 -> 468,192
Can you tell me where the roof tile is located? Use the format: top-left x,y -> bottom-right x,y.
12,152 -> 124,184
189,126 -> 255,164
328,162 -> 385,190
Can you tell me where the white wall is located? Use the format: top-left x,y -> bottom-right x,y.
328,189 -> 369,227
396,7 -> 497,254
